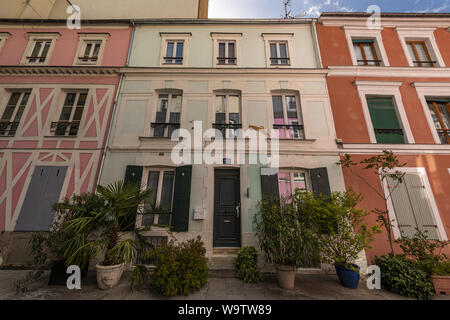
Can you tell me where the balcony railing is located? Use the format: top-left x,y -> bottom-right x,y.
0,121 -> 19,136
151,122 -> 180,138
50,121 -> 80,136
217,57 -> 237,65
212,123 -> 242,138
357,59 -> 382,66
270,57 -> 290,65
413,60 -> 436,67
437,129 -> 450,144
273,124 -> 305,139
163,56 -> 183,64
374,128 -> 404,144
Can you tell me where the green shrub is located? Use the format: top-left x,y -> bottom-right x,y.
151,236 -> 208,296
432,261 -> 450,276
375,254 -> 434,300
235,246 -> 261,283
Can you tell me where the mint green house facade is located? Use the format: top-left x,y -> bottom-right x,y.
99,19 -> 352,270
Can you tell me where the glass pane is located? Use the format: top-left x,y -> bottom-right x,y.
353,43 -> 364,65
175,42 -> 183,64
83,43 -> 92,57
92,43 -> 101,58
143,171 -> 160,226
407,43 -> 420,67
77,93 -> 87,106
363,43 -> 377,66
72,107 -> 84,121
171,94 -> 182,113
59,107 -> 72,121
21,92 -> 30,106
272,96 -> 285,139
270,43 -> 278,64
228,42 -> 235,64
160,171 -> 174,210
278,172 -> 292,200
437,102 -> 450,129
229,95 -> 240,124
286,96 -> 298,122
215,95 -> 226,124
40,42 -> 51,62
165,42 -> 174,63
29,41 -> 42,62
293,172 -> 307,191
1,106 -> 15,121
279,43 -> 288,64
64,93 -> 76,106
415,42 -> 433,67
218,42 -> 226,59
154,95 -> 168,137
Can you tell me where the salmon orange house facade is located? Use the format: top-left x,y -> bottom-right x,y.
0,19 -> 132,263
316,12 -> 450,263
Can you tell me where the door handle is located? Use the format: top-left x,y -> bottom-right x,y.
236,203 -> 240,218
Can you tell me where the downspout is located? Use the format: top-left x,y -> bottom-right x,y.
311,19 -> 323,68
96,21 -> 136,187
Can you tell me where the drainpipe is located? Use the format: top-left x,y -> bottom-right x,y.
311,19 -> 323,68
95,21 -> 136,187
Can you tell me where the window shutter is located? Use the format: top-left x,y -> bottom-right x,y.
121,165 -> 143,231
171,165 -> 192,232
388,174 -> 439,240
260,167 -> 280,200
310,167 -> 331,196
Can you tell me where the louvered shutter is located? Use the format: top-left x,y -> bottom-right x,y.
170,165 -> 192,232
121,165 -> 143,231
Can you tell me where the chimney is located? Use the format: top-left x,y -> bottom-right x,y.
198,0 -> 209,19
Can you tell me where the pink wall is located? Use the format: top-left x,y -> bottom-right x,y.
0,26 -> 131,66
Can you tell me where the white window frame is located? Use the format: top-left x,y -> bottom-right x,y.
159,33 -> 191,67
381,167 -> 447,241
211,33 -> 242,67
396,27 -> 445,68
413,82 -> 450,144
343,27 -> 390,67
73,33 -> 110,66
0,90 -> 32,136
51,90 -> 89,136
21,32 -> 60,65
270,91 -> 306,140
0,32 -> 11,53
212,91 -> 242,138
262,33 -> 294,68
355,81 -> 415,144
137,167 -> 176,228
278,169 -> 311,196
152,90 -> 183,138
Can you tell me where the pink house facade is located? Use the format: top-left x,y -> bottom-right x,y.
0,21 -> 132,235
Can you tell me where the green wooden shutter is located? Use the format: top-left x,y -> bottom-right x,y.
310,167 -> 331,196
260,167 -> 280,200
367,97 -> 404,144
170,165 -> 192,232
387,174 -> 439,240
121,165 -> 143,231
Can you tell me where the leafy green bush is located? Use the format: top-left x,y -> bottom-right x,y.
151,236 -> 208,296
375,254 -> 434,300
432,261 -> 450,276
235,246 -> 261,283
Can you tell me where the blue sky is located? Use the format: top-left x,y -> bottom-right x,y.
209,0 -> 450,18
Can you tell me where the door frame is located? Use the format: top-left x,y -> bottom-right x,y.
213,168 -> 241,248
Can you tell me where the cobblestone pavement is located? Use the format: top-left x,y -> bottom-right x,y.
0,270 -> 448,300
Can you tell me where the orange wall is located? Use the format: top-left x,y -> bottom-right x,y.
381,27 -> 409,67
316,23 -> 352,67
341,154 -> 450,263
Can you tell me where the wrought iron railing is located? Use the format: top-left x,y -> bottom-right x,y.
357,59 -> 382,66
273,123 -> 305,139
217,57 -> 237,64
0,121 -> 19,136
212,123 -> 242,138
151,122 -> 180,138
50,121 -> 80,136
270,57 -> 290,65
163,56 -> 183,64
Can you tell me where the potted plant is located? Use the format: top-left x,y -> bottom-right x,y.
254,192 -> 319,289
315,190 -> 380,289
60,181 -> 152,290
431,261 -> 450,294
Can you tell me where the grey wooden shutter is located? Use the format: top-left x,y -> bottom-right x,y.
171,165 -> 192,232
387,173 -> 439,240
310,167 -> 331,196
121,165 -> 143,231
260,167 -> 280,199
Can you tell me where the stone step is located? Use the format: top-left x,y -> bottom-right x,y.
212,248 -> 239,255
208,252 -> 237,271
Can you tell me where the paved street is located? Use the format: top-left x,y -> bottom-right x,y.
1,270 -> 448,300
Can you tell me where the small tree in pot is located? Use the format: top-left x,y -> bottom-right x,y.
60,181 -> 153,290
315,190 -> 381,289
254,192 -> 319,289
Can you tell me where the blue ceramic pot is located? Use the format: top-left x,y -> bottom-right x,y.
334,263 -> 360,289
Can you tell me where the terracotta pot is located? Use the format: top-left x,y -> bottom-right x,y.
275,264 -> 296,289
432,275 -> 450,295
96,263 -> 125,290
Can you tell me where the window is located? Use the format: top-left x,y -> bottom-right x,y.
21,33 -> 59,65
152,93 -> 182,138
278,170 -> 308,201
0,90 -> 31,136
352,39 -> 380,66
142,169 -> 175,227
386,170 -> 445,240
218,41 -> 236,65
74,33 -> 109,66
406,41 -> 434,67
164,41 -> 184,64
366,97 -> 404,144
272,94 -> 304,139
426,99 -> 450,144
213,93 -> 241,138
51,91 -> 88,136
269,42 -> 289,65
262,33 -> 294,67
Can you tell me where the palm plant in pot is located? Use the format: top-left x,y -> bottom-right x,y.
255,192 -> 319,289
315,190 -> 380,289
60,180 -> 153,290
